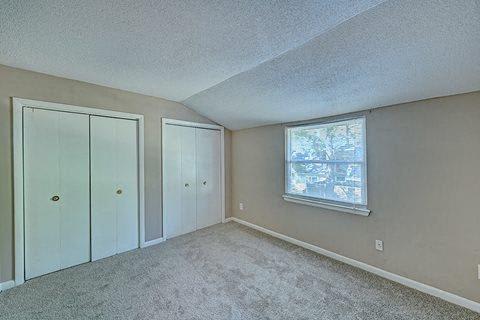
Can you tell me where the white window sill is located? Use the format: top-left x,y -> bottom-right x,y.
282,194 -> 371,216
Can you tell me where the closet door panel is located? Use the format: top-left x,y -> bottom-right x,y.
180,127 -> 197,235
24,108 -> 61,279
115,118 -> 139,253
163,124 -> 197,238
90,116 -> 117,261
24,108 -> 90,279
59,112 -> 90,269
163,125 -> 183,238
196,128 -> 222,229
91,116 -> 139,260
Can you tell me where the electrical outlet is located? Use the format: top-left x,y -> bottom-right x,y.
375,240 -> 383,251
239,202 -> 244,211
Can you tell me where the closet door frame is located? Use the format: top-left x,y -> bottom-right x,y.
161,118 -> 225,239
13,98 -> 146,286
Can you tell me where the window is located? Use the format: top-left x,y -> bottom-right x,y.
284,117 -> 368,213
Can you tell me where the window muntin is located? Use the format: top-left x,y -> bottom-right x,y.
285,117 -> 367,207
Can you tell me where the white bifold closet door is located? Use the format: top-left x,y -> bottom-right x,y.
24,108 -> 90,280
195,128 -> 221,229
163,125 -> 197,238
90,116 -> 139,261
163,124 -> 221,238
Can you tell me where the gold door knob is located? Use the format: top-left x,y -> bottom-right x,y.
116,189 -> 123,195
51,195 -> 60,202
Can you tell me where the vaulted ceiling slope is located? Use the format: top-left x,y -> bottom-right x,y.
0,0 -> 383,101
1,1 -> 479,130
185,0 -> 480,129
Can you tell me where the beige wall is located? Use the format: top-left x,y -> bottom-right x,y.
0,64 -> 232,282
231,91 -> 480,303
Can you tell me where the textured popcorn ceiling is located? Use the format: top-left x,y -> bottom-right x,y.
185,0 -> 480,129
0,0 -> 383,101
1,0 -> 479,130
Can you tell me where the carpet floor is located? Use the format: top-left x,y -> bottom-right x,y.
0,221 -> 478,319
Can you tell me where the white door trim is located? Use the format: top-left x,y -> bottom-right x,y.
161,118 -> 225,239
13,98 -> 146,287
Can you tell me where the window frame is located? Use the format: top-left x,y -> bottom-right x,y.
283,116 -> 370,215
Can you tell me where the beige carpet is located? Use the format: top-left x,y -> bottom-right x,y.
0,221 -> 478,319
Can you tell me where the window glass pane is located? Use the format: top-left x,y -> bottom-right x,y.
286,117 -> 366,206
289,118 -> 364,162
287,162 -> 365,205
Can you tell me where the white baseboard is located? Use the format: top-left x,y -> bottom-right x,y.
0,280 -> 15,292
230,217 -> 480,313
141,237 -> 165,248
223,217 -> 234,223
